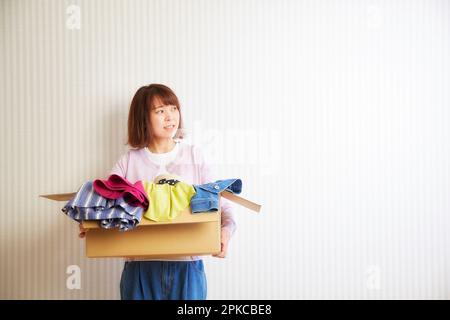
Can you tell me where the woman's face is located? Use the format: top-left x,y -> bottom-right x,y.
149,96 -> 180,139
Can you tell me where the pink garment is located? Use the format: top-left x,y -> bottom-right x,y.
93,174 -> 149,210
109,142 -> 237,244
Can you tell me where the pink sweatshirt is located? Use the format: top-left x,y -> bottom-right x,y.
109,141 -> 237,261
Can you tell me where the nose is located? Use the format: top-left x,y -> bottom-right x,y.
165,108 -> 177,121
165,113 -> 172,121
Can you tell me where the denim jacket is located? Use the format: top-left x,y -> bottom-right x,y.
190,179 -> 242,213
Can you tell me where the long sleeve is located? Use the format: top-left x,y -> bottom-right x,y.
195,147 -> 237,236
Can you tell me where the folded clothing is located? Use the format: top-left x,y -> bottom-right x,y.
190,179 -> 242,213
62,181 -> 143,231
93,174 -> 149,210
142,177 -> 196,222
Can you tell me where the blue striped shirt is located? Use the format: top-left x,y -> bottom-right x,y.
62,181 -> 143,231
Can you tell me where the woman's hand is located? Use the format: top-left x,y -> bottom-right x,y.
78,223 -> 88,238
212,228 -> 231,258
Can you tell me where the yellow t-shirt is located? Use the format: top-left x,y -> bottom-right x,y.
142,181 -> 196,222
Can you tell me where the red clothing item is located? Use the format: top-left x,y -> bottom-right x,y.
93,174 -> 149,210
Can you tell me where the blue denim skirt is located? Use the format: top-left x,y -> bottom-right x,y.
120,260 -> 207,300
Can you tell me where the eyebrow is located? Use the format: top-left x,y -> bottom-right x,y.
153,104 -> 176,110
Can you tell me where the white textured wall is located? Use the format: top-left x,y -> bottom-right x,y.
1,0 -> 449,299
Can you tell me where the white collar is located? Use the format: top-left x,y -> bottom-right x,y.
144,142 -> 179,165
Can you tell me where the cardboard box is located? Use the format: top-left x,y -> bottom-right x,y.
41,190 -> 260,258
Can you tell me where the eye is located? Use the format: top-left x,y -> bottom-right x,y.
172,106 -> 178,111
156,109 -> 164,114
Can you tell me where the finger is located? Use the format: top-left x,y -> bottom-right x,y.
216,251 -> 226,258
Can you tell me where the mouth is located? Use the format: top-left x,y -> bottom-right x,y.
164,125 -> 176,130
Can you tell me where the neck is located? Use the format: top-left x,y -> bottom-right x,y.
147,138 -> 176,154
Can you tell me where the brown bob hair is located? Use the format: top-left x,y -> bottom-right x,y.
127,84 -> 184,149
